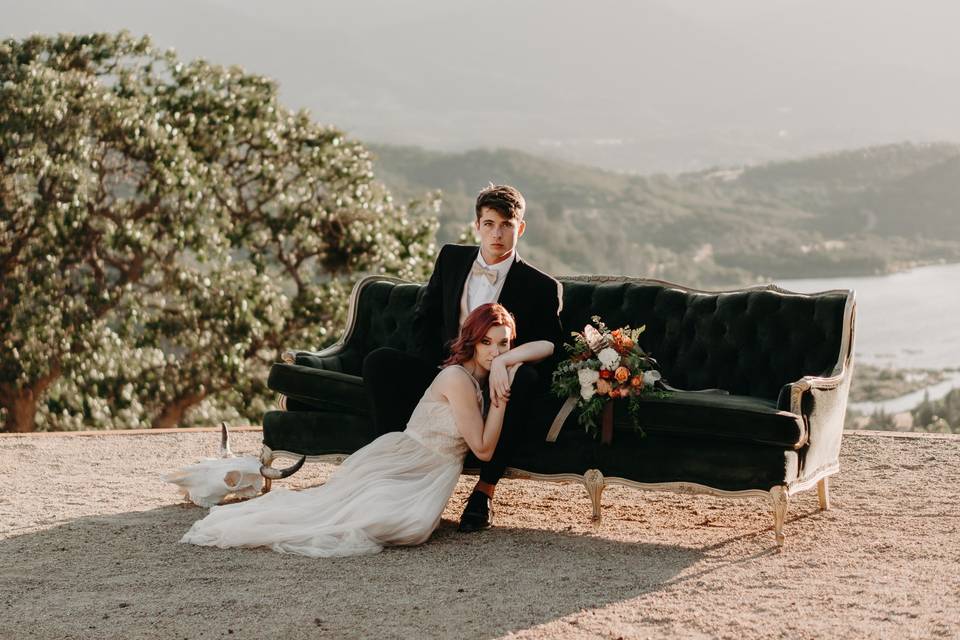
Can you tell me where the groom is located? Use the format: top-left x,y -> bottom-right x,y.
362,184 -> 564,532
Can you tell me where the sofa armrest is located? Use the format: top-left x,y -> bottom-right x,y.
267,363 -> 367,414
777,373 -> 843,413
777,370 -> 852,479
277,274 -> 411,375
281,344 -> 348,372
281,345 -> 367,374
776,291 -> 856,480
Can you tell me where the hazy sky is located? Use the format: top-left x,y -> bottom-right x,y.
6,0 -> 960,172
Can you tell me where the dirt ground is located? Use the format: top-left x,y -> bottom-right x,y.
1,428 -> 958,639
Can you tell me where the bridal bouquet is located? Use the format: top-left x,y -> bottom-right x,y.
551,316 -> 666,441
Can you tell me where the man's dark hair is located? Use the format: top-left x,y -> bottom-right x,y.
475,184 -> 525,221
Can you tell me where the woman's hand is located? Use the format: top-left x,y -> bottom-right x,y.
486,340 -> 552,408
490,361 -> 524,408
489,356 -> 510,408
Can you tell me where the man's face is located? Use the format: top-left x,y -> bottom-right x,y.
475,207 -> 525,265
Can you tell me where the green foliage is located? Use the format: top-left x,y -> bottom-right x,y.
912,389 -> 960,434
868,409 -> 898,431
0,32 -> 437,431
370,142 -> 960,286
578,395 -> 607,433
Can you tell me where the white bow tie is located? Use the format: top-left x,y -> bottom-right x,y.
471,262 -> 499,285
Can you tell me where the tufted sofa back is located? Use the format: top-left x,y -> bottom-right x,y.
335,279 -> 424,374
339,276 -> 853,401
559,278 -> 853,401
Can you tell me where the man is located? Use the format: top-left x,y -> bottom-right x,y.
362,184 -> 564,532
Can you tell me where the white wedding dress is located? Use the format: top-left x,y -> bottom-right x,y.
180,366 -> 480,558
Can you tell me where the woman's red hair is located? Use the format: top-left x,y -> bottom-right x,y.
442,303 -> 517,367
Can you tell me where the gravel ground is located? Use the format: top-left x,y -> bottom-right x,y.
1,429 -> 959,639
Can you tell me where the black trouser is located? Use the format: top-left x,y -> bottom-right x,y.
362,347 -> 551,485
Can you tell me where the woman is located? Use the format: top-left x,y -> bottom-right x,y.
180,303 -> 554,557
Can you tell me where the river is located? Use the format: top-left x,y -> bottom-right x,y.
776,262 -> 960,413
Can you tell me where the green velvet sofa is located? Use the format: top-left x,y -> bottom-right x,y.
261,274 -> 856,547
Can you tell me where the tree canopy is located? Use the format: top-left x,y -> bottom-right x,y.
0,32 -> 437,432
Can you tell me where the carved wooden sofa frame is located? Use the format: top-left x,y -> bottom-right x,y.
261,274 -> 856,549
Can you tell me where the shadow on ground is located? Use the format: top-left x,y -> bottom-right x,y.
1,505 -> 704,639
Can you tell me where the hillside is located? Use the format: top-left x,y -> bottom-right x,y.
371,142 -> 960,286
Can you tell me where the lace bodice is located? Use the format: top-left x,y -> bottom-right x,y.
403,365 -> 481,461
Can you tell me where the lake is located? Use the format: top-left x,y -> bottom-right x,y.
777,262 -> 960,412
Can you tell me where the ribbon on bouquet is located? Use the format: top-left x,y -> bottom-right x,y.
545,396 -> 615,445
600,401 -> 614,445
545,396 -> 577,443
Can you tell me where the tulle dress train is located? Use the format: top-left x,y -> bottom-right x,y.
180,366 -> 478,558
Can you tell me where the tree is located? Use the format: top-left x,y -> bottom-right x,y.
1,32 -> 437,432
912,388 -> 960,434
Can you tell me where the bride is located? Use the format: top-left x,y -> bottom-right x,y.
180,302 -> 554,557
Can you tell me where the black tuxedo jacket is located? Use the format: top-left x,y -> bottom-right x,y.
411,244 -> 564,374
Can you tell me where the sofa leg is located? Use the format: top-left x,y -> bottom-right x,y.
817,477 -> 830,511
770,486 -> 788,549
260,445 -> 275,494
583,469 -> 606,522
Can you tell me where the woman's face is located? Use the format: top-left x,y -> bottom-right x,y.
472,324 -> 513,371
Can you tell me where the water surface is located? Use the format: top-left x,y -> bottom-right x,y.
777,262 -> 960,371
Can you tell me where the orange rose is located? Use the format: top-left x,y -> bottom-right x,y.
614,366 -> 630,383
622,336 -> 634,349
599,369 -> 612,379
630,375 -> 644,389
596,379 -> 612,396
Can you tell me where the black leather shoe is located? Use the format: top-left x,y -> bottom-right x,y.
458,490 -> 492,532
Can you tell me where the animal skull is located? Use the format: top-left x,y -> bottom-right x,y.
165,423 -> 304,507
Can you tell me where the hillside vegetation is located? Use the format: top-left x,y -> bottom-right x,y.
371,142 -> 960,287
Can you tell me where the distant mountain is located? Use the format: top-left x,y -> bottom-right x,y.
370,142 -> 960,285
7,1 -> 960,173
730,143 -> 960,240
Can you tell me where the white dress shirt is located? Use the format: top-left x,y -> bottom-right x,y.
458,252 -> 516,328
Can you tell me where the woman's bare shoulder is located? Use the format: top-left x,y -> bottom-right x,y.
433,366 -> 475,395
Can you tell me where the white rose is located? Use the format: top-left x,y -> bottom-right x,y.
597,347 -> 621,369
577,368 -> 600,385
580,383 -> 596,400
642,370 -> 662,385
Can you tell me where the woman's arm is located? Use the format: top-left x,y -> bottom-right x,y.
436,368 -> 507,462
498,339 -> 555,367
489,339 -> 555,406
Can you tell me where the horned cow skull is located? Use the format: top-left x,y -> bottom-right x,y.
165,423 -> 305,507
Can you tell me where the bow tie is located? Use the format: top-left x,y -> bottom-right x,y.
470,262 -> 499,285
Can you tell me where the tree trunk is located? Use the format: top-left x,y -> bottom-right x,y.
0,368 -> 60,433
151,392 -> 207,429
1,389 -> 39,433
